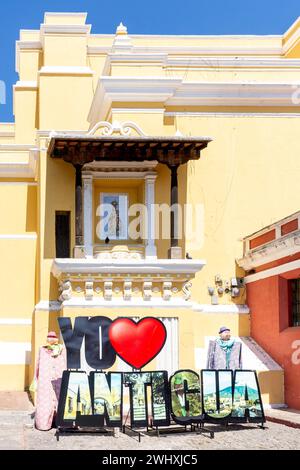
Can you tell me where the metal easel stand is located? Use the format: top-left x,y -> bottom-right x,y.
222,419 -> 266,431
192,422 -> 215,439
122,424 -> 143,443
147,419 -> 214,440
55,426 -> 117,442
122,408 -> 144,443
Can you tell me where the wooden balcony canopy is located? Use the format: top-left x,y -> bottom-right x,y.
48,135 -> 212,167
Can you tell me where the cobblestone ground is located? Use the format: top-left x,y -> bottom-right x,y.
0,411 -> 299,450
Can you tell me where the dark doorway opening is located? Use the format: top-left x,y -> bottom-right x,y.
55,211 -> 70,258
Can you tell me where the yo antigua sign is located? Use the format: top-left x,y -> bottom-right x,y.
57,316 -> 265,429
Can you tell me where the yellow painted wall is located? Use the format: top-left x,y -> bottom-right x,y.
18,50 -> 41,81
178,115 -> 300,304
39,75 -> 93,130
0,239 -> 36,317
0,366 -> 29,391
14,89 -> 38,143
43,35 -> 88,67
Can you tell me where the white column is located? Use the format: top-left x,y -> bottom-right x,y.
144,173 -> 157,258
83,175 -> 93,257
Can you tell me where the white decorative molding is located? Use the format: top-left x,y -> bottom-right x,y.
0,182 -> 37,186
182,281 -> 192,301
35,298 -> 249,311
88,44 -> 283,57
61,297 -> 195,308
0,146 -> 38,178
245,259 -> 300,284
102,53 -> 167,74
283,21 -> 300,54
143,281 -> 152,301
59,280 -> 72,301
104,281 -> 113,301
16,40 -> 42,49
144,173 -> 157,258
37,129 -> 88,138
0,318 -> 32,325
238,231 -> 300,270
0,131 -> 15,137
0,342 -> 31,365
111,107 -> 164,114
123,280 -> 132,300
39,66 -> 94,76
14,81 -> 38,90
87,120 -> 146,137
0,144 -> 34,150
193,303 -> 250,314
112,22 -> 133,52
0,234 -> 37,239
85,281 -> 94,300
95,247 -> 143,260
88,77 -> 300,123
88,76 -> 182,124
166,57 -> 300,69
44,12 -> 88,20
167,81 -> 300,107
34,300 -> 62,311
52,258 -> 206,278
83,160 -> 158,172
165,111 -> 300,118
40,23 -> 91,36
163,281 -> 172,301
104,53 -> 300,72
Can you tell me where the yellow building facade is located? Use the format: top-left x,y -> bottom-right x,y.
1,12 -> 300,407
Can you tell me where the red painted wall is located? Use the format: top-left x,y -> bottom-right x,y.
248,267 -> 300,409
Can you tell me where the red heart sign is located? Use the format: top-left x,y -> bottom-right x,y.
109,317 -> 167,369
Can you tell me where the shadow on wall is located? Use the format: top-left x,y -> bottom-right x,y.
26,185 -> 37,232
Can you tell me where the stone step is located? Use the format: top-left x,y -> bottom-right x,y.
265,408 -> 300,429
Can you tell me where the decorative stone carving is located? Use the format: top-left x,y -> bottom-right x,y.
143,281 -> 152,301
104,281 -> 113,301
163,281 -> 172,301
59,280 -> 72,301
85,281 -> 94,301
96,245 -> 142,260
123,280 -> 132,300
87,120 -> 146,138
182,281 -> 192,301
112,22 -> 133,51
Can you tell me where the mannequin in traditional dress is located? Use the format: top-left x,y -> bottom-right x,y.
206,326 -> 242,370
31,331 -> 66,431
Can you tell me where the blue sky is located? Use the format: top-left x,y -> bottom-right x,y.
1,0 -> 300,122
